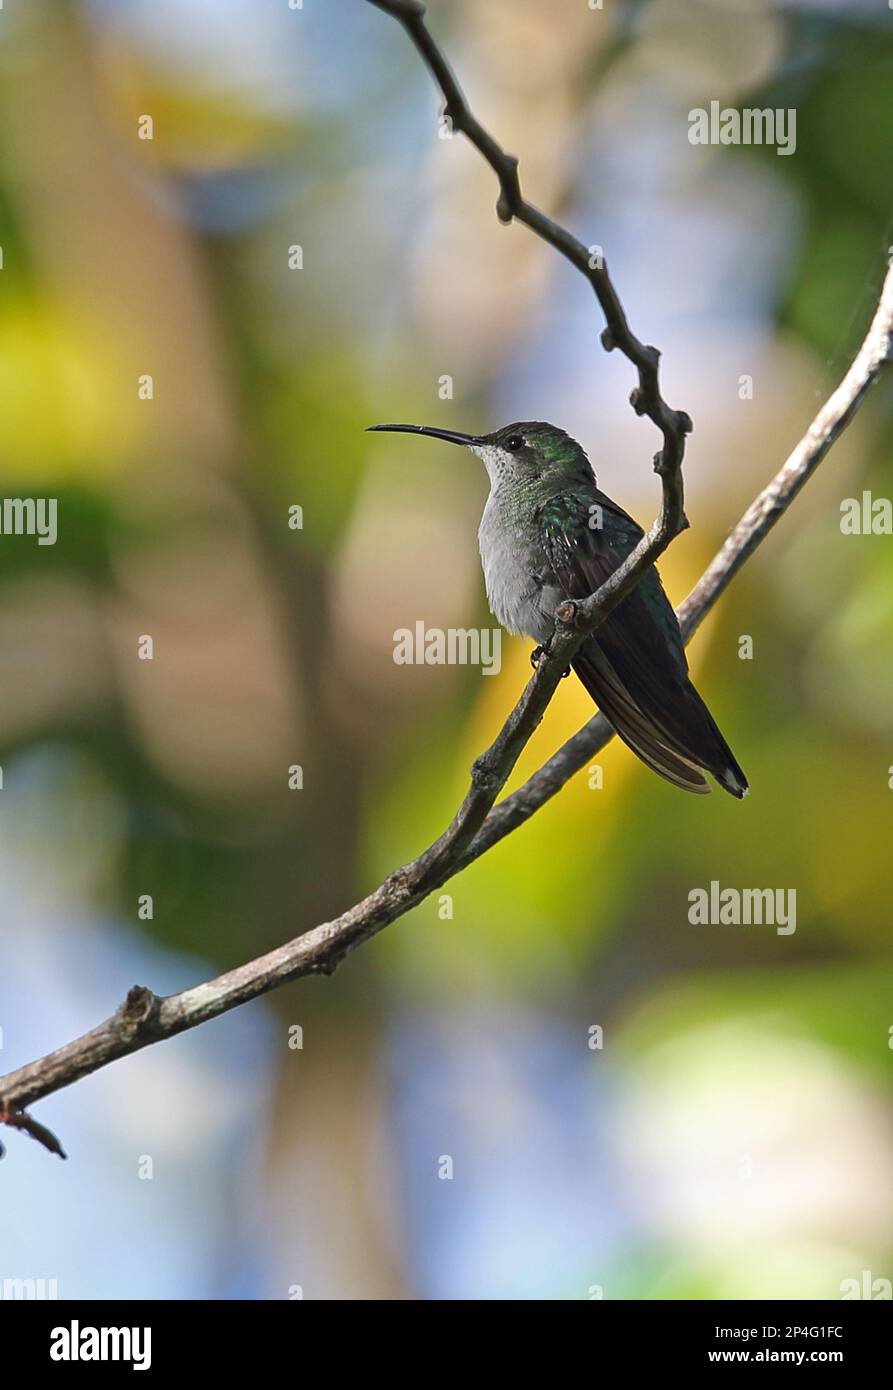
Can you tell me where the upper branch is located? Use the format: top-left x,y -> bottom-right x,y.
367,0 -> 693,473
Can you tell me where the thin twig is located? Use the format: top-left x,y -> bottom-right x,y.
367,0 -> 693,474
0,1101 -> 67,1160
1,2 -> 891,1156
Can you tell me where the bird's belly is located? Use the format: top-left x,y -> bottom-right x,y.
491,583 -> 556,643
479,511 -> 559,643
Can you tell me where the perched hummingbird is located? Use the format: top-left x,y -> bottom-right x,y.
369,420 -> 748,798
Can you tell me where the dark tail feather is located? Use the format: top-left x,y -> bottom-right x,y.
683,683 -> 749,799
572,650 -> 710,795
572,646 -> 748,799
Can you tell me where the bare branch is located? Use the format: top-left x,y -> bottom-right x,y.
367,0 -> 693,474
2,0 -> 891,1155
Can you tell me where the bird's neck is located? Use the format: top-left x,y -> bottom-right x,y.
487,471 -> 581,520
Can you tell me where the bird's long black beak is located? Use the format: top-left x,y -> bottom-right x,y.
367,423 -> 483,448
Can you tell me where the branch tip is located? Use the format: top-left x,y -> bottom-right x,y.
0,1103 -> 67,1160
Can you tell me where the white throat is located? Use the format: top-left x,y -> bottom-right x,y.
468,442 -> 514,492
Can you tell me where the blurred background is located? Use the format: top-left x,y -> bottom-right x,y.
1,0 -> 892,1300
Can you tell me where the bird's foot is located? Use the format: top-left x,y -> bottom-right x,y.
530,640 -> 570,678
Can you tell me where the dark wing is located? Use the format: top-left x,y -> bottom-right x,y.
537,490 -> 733,795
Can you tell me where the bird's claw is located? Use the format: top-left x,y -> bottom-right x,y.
531,641 -> 570,677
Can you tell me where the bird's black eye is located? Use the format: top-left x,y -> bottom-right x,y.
505,434 -> 524,452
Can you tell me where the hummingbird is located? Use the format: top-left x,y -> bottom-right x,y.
369,420 -> 748,798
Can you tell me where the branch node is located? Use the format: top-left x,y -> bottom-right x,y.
470,754 -> 499,792
555,599 -> 579,628
629,387 -> 646,416
600,328 -> 616,352
116,985 -> 162,1042
496,155 -> 521,224
443,100 -> 463,132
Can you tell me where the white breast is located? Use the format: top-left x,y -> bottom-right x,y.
477,493 -> 558,643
